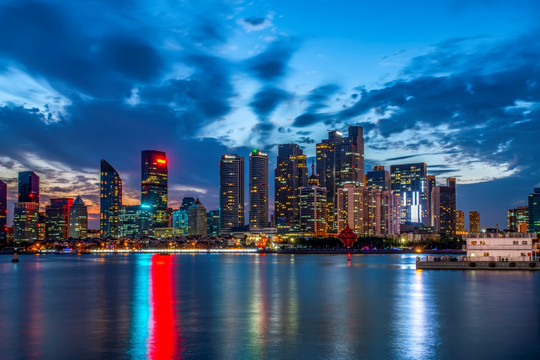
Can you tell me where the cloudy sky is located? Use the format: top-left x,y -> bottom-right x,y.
0,0 -> 539,229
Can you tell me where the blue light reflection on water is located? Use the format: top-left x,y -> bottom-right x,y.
0,253 -> 539,360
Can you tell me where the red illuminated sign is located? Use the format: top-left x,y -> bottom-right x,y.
156,158 -> 167,165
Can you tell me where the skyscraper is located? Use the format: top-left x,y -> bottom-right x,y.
14,202 -> 39,242
249,149 -> 269,230
299,165 -> 327,236
219,154 -> 244,234
469,211 -> 480,234
100,159 -> 122,238
456,210 -> 465,235
18,171 -> 39,205
207,210 -> 220,236
528,188 -> 540,233
316,125 -> 364,232
431,178 -> 456,236
390,163 -> 428,224
188,199 -> 207,236
69,196 -> 88,239
118,205 -> 154,238
426,175 -> 436,227
141,150 -> 168,227
45,198 -> 74,241
274,144 -> 308,233
366,165 -> 390,191
508,206 -> 528,232
0,180 -> 6,244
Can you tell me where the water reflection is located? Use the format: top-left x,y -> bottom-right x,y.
391,268 -> 440,360
147,254 -> 182,359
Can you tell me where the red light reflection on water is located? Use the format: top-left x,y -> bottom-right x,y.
147,255 -> 181,359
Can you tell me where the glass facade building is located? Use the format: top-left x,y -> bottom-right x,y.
18,171 -> 39,205
141,150 -> 168,227
249,150 -> 269,230
69,196 -> 88,239
390,163 -> 428,225
219,154 -> 244,234
528,188 -> 540,233
100,159 -> 122,238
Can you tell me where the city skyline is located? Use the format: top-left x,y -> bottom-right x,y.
1,0 -> 540,229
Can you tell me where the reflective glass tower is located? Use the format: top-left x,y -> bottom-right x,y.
141,150 -> 168,227
390,163 -> 428,224
219,154 -> 244,234
100,159 -> 122,238
18,171 -> 39,205
249,149 -> 269,230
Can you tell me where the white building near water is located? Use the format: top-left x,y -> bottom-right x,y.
465,233 -> 537,261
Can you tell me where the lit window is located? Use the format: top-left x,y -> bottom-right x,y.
484,253 -> 489,257
522,241 -> 528,245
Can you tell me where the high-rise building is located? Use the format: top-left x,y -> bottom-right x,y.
431,178 -> 456,236
100,159 -> 122,239
426,175 -> 436,227
45,198 -> 74,241
13,202 -> 39,242
207,210 -> 220,236
173,197 -> 195,234
299,165 -> 327,236
390,163 -> 428,224
508,206 -> 528,232
141,150 -> 168,227
528,188 -> 540,233
469,211 -> 480,234
69,196 -> 88,239
366,165 -> 390,191
0,180 -> 6,244
456,210 -> 466,235
249,149 -> 269,230
316,125 -> 364,232
274,144 -> 308,233
188,199 -> 207,236
336,183 -> 365,236
219,154 -> 245,234
18,171 -> 39,205
118,205 -> 154,238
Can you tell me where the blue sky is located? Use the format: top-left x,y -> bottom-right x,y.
0,0 -> 539,229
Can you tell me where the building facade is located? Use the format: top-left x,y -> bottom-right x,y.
141,150 -> 168,227
118,205 -> 154,238
100,159 -> 122,238
528,188 -> 540,233
390,163 -> 428,225
18,171 -> 39,205
188,199 -> 207,236
69,195 -> 88,239
274,144 -> 308,233
14,202 -> 39,242
0,180 -> 6,244
465,233 -> 535,261
508,206 -> 529,232
366,165 -> 390,191
469,211 -> 480,234
207,210 -> 220,236
431,178 -> 457,236
249,150 -> 269,230
45,198 -> 74,241
219,154 -> 244,234
456,210 -> 466,235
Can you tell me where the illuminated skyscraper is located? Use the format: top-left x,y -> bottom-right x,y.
316,125 -> 364,232
508,206 -> 528,232
141,150 -> 168,227
390,163 -> 428,224
426,175 -> 436,227
366,165 -> 390,191
219,154 -> 244,234
274,144 -> 308,233
249,150 -> 269,230
69,196 -> 88,239
299,164 -> 327,236
100,159 -> 122,238
469,211 -> 480,234
118,205 -> 154,238
207,210 -> 220,236
431,178 -> 456,236
45,198 -> 74,241
528,188 -> 540,233
18,171 -> 39,205
456,210 -> 466,235
13,202 -> 39,242
0,180 -> 6,244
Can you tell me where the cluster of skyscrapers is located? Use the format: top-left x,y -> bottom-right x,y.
13,124 -> 540,244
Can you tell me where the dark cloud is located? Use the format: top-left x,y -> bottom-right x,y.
244,17 -> 266,26
245,37 -> 300,82
249,86 -> 290,120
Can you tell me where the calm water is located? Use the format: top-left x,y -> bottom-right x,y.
0,253 -> 539,360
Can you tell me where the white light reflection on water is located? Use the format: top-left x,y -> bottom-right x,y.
391,268 -> 440,360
